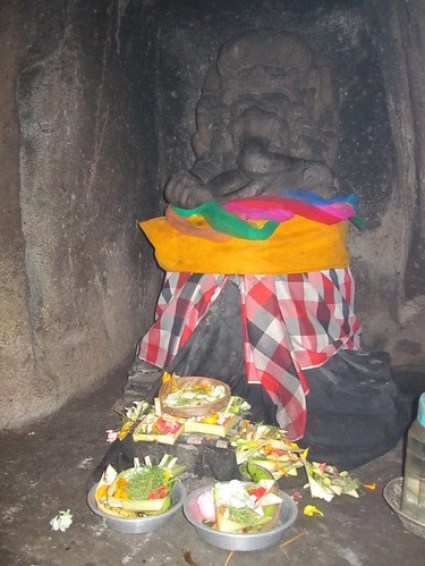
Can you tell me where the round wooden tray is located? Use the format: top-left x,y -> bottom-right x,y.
159,376 -> 231,418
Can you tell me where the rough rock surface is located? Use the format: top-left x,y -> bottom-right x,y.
0,0 -> 162,429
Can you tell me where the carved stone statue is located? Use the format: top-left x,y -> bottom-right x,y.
164,29 -> 339,208
137,29 -> 407,469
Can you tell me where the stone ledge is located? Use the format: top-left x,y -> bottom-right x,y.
112,359 -> 162,415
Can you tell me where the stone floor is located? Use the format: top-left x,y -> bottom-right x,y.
1,369 -> 425,566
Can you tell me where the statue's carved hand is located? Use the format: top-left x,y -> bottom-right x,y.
237,139 -> 295,179
234,135 -> 337,196
164,170 -> 213,209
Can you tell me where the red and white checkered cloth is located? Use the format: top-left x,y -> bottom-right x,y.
137,268 -> 361,439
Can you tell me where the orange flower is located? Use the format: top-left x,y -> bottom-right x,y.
113,478 -> 129,499
263,444 -> 274,455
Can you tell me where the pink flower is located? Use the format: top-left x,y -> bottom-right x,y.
106,429 -> 118,444
197,489 -> 216,522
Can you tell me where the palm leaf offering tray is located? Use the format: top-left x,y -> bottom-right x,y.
183,410 -> 240,438
133,411 -> 184,445
159,374 -> 231,418
94,455 -> 186,518
230,421 -> 305,479
302,459 -> 361,502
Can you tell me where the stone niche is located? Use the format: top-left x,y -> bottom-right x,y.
1,0 -> 424,430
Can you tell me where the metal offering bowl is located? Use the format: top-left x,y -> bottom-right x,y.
383,477 -> 425,539
87,482 -> 186,534
183,484 -> 298,551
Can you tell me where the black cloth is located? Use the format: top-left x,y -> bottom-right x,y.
167,279 -> 409,469
300,349 -> 410,468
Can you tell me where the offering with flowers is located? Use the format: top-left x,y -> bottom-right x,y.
94,455 -> 186,517
159,375 -> 231,417
115,401 -> 151,441
231,421 -> 304,479
302,456 -> 361,502
196,478 -> 283,533
183,396 -> 250,437
133,411 -> 184,445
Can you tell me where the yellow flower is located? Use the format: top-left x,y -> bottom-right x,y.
118,421 -> 133,440
162,372 -> 172,383
96,484 -> 109,500
201,413 -> 219,424
303,505 -> 324,517
114,488 -> 129,499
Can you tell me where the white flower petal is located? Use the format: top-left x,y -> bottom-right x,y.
50,510 -> 73,532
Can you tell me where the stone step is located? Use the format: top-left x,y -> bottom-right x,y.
112,360 -> 162,415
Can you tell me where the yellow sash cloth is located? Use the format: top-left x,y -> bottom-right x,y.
139,215 -> 350,275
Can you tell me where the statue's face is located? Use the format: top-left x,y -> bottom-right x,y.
230,93 -> 290,119
229,93 -> 291,152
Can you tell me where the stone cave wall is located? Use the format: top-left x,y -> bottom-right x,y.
1,0 -> 424,430
0,0 -> 163,429
366,0 -> 425,365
